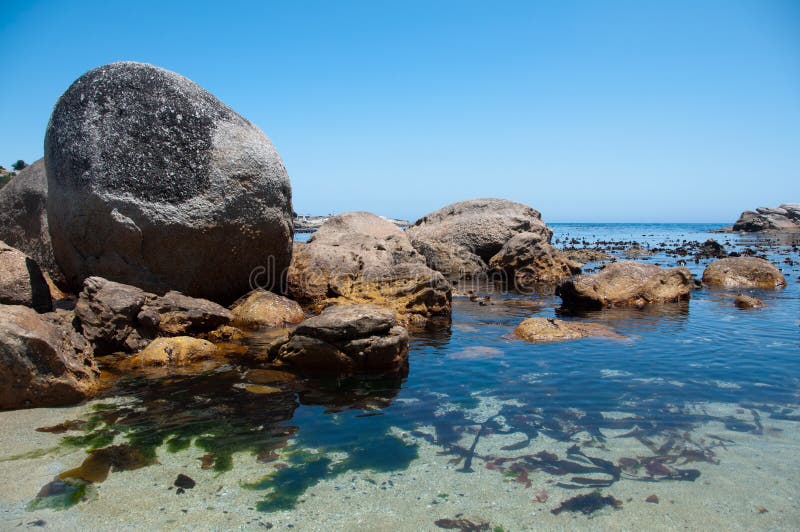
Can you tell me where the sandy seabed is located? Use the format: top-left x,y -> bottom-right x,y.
1,395 -> 798,532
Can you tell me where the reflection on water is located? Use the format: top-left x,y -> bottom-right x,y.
7,224 -> 800,526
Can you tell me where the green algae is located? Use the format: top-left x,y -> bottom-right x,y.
27,479 -> 97,511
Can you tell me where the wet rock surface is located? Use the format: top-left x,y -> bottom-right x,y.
0,304 -> 98,409
488,232 -> 581,289
230,290 -> 305,330
0,241 -> 52,313
557,261 -> 693,309
514,317 -> 621,343
75,276 -> 231,356
120,337 -> 219,368
272,304 -> 409,374
702,257 -> 786,289
733,294 -> 765,309
287,212 -> 450,327
45,61 -> 293,302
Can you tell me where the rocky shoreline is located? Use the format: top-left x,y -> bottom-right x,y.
0,61 -> 795,417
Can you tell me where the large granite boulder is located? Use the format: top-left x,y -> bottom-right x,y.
0,241 -> 52,312
556,261 -> 693,309
287,212 -> 450,327
702,257 -> 786,289
0,159 -> 64,286
230,289 -> 305,329
407,198 -> 552,278
271,305 -> 409,374
45,61 -> 293,302
729,204 -> 800,232
488,231 -> 581,290
75,276 -> 232,356
0,305 -> 99,409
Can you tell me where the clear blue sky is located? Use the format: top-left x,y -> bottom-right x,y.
1,0 -> 798,223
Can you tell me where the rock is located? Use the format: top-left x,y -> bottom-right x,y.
0,159 -> 64,286
230,290 -> 305,329
0,305 -> 99,409
45,61 -> 293,302
702,257 -> 786,289
733,294 -> 765,309
75,276 -> 232,356
561,248 -> 613,264
488,232 -> 581,289
272,305 -> 409,373
174,474 -> 196,490
514,317 -> 621,343
407,198 -> 552,277
287,212 -> 450,326
695,239 -> 727,259
730,204 -> 800,232
206,325 -> 245,343
623,244 -> 654,258
121,337 -> 218,367
556,261 -> 693,309
0,241 -> 52,312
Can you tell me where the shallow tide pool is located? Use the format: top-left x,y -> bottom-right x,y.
1,224 -> 799,531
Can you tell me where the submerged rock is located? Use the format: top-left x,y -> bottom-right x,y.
729,204 -> 800,232
561,248 -> 613,264
287,212 -> 450,327
556,261 -> 693,309
702,257 -> 786,289
695,239 -> 727,260
75,276 -> 232,356
45,61 -> 293,302
120,337 -> 219,368
0,241 -> 52,312
733,294 -> 765,309
514,317 -> 621,343
271,304 -> 409,374
0,305 -> 98,409
0,159 -> 64,286
488,232 -> 581,289
407,198 -> 552,278
230,290 -> 305,329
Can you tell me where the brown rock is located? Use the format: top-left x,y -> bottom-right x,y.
121,337 -> 218,367
230,290 -> 305,329
272,304 -> 409,374
0,241 -> 52,312
489,232 -> 581,289
557,261 -> 693,309
702,257 -> 786,289
287,212 -> 450,326
0,305 -> 99,409
75,276 -> 232,356
733,294 -> 765,309
514,317 -> 621,343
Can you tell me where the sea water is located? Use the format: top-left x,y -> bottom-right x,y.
1,224 -> 798,530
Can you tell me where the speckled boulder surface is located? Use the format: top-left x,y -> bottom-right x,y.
730,204 -> 800,232
45,61 -> 293,302
0,159 -> 64,286
702,257 -> 786,289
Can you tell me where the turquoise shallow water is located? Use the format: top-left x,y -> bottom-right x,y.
2,224 -> 799,529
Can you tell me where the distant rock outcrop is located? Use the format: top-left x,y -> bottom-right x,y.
0,159 -> 64,286
45,61 -> 293,303
727,204 -> 800,232
557,261 -> 693,309
287,212 -> 451,327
